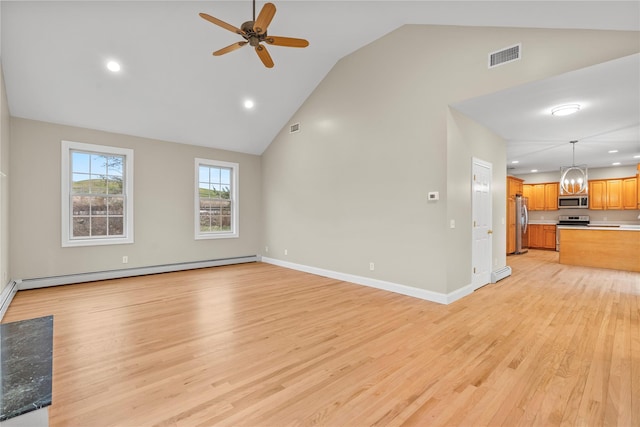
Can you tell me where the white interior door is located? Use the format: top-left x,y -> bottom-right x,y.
472,158 -> 492,290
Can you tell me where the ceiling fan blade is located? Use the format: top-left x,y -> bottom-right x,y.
265,36 -> 309,48
213,42 -> 248,56
253,2 -> 276,34
199,13 -> 245,35
255,45 -> 274,68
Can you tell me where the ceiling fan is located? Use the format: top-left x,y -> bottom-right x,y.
199,0 -> 309,68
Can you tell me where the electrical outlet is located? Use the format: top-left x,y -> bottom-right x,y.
450,219 -> 455,229
265,246 -> 269,253
284,249 -> 288,255
122,256 -> 128,264
369,262 -> 375,271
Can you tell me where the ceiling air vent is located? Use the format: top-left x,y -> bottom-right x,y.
290,123 -> 300,134
488,43 -> 521,68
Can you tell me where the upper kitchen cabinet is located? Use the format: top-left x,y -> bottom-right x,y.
622,177 -> 637,210
507,176 -> 524,198
523,183 -> 558,211
544,183 -> 559,210
637,164 -> 640,209
590,177 -> 637,210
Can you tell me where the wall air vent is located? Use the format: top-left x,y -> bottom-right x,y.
290,123 -> 300,134
488,43 -> 521,68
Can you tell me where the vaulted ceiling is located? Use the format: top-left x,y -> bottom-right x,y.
2,1 -> 639,172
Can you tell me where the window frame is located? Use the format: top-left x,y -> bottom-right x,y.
194,158 -> 239,240
61,140 -> 134,247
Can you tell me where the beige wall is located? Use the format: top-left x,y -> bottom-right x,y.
0,65 -> 10,292
262,24 -> 640,296
446,108 -> 506,292
10,118 -> 262,280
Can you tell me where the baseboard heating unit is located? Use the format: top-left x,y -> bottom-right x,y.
18,256 -> 258,290
491,266 -> 512,283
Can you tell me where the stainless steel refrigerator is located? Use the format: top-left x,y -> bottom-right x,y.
515,195 -> 529,255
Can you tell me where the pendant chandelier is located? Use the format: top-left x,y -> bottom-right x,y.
560,140 -> 588,195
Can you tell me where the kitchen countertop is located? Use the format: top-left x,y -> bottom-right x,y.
557,224 -> 640,231
0,315 -> 53,422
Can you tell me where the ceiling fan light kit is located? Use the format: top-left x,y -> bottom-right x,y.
199,1 -> 309,68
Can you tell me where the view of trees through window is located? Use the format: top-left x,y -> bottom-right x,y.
71,151 -> 125,238
199,165 -> 232,232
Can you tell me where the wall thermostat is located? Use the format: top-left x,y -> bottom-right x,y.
428,191 -> 439,201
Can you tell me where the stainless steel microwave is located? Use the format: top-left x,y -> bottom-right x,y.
558,195 -> 589,209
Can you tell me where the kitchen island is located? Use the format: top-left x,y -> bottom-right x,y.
558,225 -> 640,272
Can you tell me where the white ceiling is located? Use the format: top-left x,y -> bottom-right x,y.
2,1 -> 639,164
453,53 -> 640,174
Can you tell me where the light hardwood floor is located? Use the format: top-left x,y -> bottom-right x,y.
3,250 -> 639,426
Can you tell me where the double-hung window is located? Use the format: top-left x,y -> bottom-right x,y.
61,141 -> 134,247
195,158 -> 239,239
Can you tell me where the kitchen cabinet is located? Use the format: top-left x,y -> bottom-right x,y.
637,164 -> 640,209
590,177 -> 637,210
622,177 -> 637,210
507,176 -> 524,198
589,180 -> 606,209
544,183 -> 559,210
560,228 -> 640,273
523,183 -> 558,211
528,224 -> 542,248
528,224 -> 556,250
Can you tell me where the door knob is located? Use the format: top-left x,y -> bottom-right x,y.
487,230 -> 493,234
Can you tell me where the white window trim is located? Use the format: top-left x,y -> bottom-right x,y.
195,158 -> 239,240
61,140 -> 134,247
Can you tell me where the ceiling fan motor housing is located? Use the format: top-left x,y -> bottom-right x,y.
241,21 -> 266,46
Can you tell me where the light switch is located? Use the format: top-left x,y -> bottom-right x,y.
428,191 -> 439,201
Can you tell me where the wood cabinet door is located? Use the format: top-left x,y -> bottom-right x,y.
606,179 -> 623,209
523,184 -> 532,204
532,184 -> 545,211
507,177 -> 523,198
528,224 -> 542,248
543,226 -> 556,249
589,180 -> 606,210
544,183 -> 558,210
622,177 -> 637,210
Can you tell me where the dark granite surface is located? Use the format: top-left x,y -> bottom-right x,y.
0,315 -> 53,421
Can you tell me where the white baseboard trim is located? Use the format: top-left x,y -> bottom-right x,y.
18,256 -> 258,290
261,257 -> 474,305
0,280 -> 19,321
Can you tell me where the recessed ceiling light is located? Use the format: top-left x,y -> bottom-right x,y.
551,104 -> 581,117
106,61 -> 121,72
243,99 -> 255,109
511,160 -> 519,164
612,162 -> 621,166
608,150 -> 618,154
531,169 -> 538,173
